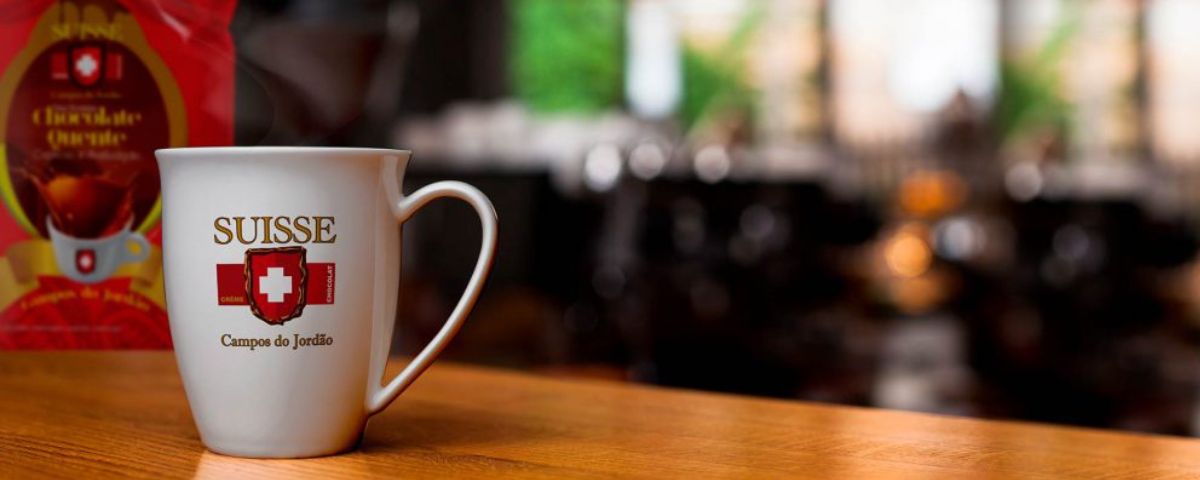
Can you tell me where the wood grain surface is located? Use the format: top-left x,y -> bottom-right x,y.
2,352 -> 1200,479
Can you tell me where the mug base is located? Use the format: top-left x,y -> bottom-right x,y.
201,432 -> 364,459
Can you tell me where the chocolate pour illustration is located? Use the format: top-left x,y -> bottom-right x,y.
31,172 -> 135,239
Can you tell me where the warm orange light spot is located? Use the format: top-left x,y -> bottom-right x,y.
884,226 -> 932,278
898,170 -> 967,218
889,272 -> 949,313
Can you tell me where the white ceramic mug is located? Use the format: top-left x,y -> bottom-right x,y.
46,217 -> 150,284
156,147 -> 497,458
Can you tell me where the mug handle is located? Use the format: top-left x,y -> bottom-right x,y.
121,232 -> 151,264
365,162 -> 498,415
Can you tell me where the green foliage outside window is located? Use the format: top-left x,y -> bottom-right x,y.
679,3 -> 764,133
993,1 -> 1081,147
511,0 -> 625,114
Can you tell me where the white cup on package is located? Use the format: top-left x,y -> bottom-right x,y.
46,216 -> 150,284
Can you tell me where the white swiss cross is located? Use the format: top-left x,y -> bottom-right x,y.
258,267 -> 292,303
75,53 -> 98,77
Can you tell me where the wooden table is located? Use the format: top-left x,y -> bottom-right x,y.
3,352 -> 1200,479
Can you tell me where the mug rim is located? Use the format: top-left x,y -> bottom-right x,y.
156,146 -> 411,161
45,215 -> 136,242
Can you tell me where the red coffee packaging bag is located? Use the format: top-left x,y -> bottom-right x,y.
0,0 -> 235,348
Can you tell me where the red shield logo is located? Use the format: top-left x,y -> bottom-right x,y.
76,249 -> 96,274
68,45 -> 104,87
244,246 -> 308,325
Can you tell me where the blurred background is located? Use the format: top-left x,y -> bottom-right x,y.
232,0 -> 1200,436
